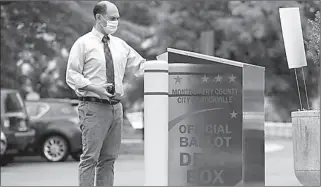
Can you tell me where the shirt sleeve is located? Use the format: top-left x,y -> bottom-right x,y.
65,39 -> 91,92
125,43 -> 146,77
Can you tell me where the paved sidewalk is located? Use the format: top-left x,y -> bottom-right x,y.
265,139 -> 302,186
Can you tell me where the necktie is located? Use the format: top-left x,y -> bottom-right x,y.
102,35 -> 115,93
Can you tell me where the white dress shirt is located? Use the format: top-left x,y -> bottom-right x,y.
66,27 -> 145,97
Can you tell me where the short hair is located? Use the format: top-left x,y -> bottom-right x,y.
93,2 -> 107,19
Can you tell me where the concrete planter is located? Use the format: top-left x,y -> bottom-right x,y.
291,110 -> 320,186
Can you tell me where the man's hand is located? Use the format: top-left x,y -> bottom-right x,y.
110,93 -> 122,102
95,87 -> 113,100
101,83 -> 116,98
80,84 -> 115,100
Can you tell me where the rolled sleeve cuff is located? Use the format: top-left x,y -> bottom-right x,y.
134,59 -> 145,77
75,78 -> 91,90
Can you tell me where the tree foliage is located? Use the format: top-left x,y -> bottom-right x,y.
306,9 -> 321,109
306,10 -> 320,65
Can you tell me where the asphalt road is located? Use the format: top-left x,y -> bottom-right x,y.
1,139 -> 302,186
0,154 -> 144,186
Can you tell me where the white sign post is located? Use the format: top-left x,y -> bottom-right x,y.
279,7 -> 310,110
144,60 -> 169,186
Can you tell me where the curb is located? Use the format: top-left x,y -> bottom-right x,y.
265,122 -> 292,139
265,143 -> 285,153
119,139 -> 144,155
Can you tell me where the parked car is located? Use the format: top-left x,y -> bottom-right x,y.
0,89 -> 36,166
25,99 -> 82,162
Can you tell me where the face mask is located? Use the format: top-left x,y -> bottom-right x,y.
99,16 -> 118,35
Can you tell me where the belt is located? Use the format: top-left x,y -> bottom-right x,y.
79,97 -> 120,105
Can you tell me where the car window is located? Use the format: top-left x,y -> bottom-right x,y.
26,102 -> 50,118
5,92 -> 24,113
52,103 -> 78,116
26,102 -> 38,116
26,100 -> 79,118
60,107 -> 76,115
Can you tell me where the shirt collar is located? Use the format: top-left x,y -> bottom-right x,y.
91,27 -> 111,41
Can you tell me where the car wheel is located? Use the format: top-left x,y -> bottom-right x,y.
71,150 -> 82,161
42,135 -> 69,162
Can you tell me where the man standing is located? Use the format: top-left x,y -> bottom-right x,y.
66,1 -> 145,186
